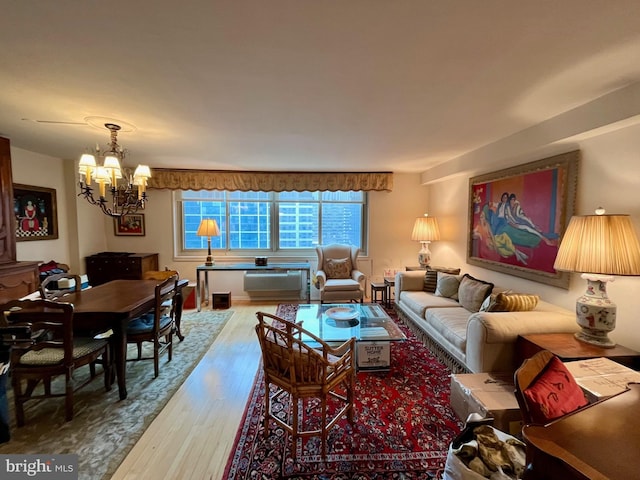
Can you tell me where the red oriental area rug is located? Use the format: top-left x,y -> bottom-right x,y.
222,304 -> 463,480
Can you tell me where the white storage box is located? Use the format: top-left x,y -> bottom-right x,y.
450,373 -> 523,437
56,274 -> 90,290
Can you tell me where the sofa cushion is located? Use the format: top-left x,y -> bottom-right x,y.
324,257 -> 352,279
457,274 -> 494,313
424,307 -> 469,353
482,292 -> 540,312
435,272 -> 461,300
523,356 -> 588,423
398,290 -> 461,318
423,266 -> 461,293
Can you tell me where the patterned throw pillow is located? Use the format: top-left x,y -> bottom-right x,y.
423,267 -> 461,293
457,274 -> 494,313
483,292 -> 540,312
523,356 -> 588,423
434,272 -> 461,300
323,257 -> 352,279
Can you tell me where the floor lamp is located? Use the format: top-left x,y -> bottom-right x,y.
196,219 -> 220,266
553,209 -> 640,348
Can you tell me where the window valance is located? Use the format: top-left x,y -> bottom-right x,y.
148,169 -> 393,192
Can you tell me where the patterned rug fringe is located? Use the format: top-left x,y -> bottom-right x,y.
394,305 -> 469,374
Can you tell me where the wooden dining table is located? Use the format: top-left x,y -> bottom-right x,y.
61,278 -> 187,400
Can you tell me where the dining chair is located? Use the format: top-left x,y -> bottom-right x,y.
2,298 -> 111,426
255,311 -> 356,458
126,275 -> 178,378
39,272 -> 82,299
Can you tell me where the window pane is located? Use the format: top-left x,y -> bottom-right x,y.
279,203 -> 319,248
183,200 -> 226,249
278,191 -> 319,201
229,201 -> 270,249
180,189 -> 365,254
321,203 -> 362,247
321,191 -> 363,202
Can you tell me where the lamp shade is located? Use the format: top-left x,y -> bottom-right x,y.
411,215 -> 441,242
196,219 -> 220,237
553,214 -> 640,276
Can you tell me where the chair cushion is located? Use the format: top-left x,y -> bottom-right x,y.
457,274 -> 494,313
126,313 -> 173,334
523,356 -> 588,423
324,278 -> 360,291
19,338 -> 108,365
323,257 -> 352,279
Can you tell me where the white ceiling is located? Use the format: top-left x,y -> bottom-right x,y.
2,1 -> 640,173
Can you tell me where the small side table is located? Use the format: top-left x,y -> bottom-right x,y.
517,333 -> 640,370
370,282 -> 387,305
383,277 -> 395,308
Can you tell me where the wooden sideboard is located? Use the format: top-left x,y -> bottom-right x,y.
85,252 -> 159,286
0,261 -> 40,303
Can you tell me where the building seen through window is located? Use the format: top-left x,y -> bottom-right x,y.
180,190 -> 365,254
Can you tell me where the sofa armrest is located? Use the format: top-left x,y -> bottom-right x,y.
465,302 -> 578,373
395,270 -> 425,295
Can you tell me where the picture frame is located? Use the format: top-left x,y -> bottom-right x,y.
467,150 -> 580,289
13,183 -> 59,241
114,213 -> 145,236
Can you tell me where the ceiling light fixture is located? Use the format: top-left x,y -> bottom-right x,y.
77,123 -> 151,217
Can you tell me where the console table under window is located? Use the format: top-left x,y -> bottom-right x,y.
196,262 -> 312,311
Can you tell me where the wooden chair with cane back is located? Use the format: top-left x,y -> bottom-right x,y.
255,311 -> 356,458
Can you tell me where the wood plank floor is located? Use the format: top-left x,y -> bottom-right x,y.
111,301 -> 279,480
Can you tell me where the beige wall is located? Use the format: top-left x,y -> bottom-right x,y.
426,121 -> 640,351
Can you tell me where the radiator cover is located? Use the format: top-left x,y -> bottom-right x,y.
243,271 -> 302,293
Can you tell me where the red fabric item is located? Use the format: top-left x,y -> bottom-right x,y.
38,261 -> 59,273
524,356 -> 588,423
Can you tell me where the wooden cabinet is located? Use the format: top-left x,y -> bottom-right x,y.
0,136 -> 41,303
0,261 -> 40,303
85,252 -> 159,286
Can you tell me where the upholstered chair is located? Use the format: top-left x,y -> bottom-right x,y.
315,244 -> 365,303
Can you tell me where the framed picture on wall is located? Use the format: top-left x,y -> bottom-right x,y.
13,183 -> 59,241
467,150 -> 580,289
114,213 -> 145,236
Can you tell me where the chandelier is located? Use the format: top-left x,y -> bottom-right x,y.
77,123 -> 151,217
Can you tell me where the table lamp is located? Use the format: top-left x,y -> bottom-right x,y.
411,214 -> 440,267
553,208 -> 640,347
196,218 -> 220,266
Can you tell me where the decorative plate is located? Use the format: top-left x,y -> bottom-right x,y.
325,307 -> 359,321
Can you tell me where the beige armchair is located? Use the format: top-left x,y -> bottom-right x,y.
315,244 -> 365,303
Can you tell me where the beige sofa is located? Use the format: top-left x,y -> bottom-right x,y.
394,270 -> 578,373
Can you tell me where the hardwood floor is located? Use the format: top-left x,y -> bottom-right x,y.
111,301 -> 279,480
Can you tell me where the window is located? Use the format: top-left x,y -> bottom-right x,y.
178,190 -> 366,255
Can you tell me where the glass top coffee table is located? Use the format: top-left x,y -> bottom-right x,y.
295,303 -> 406,371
